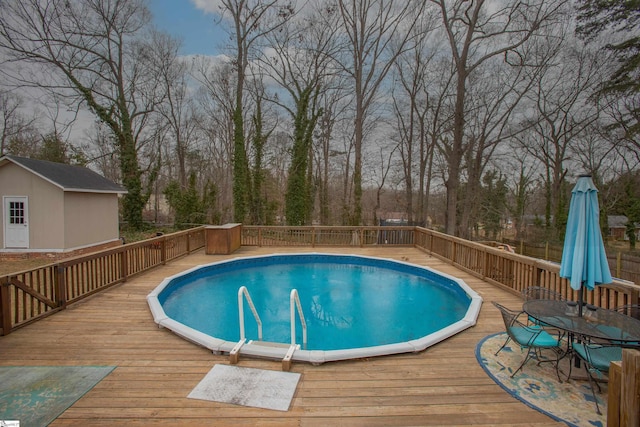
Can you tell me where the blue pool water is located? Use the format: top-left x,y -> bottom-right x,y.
156,254 -> 473,352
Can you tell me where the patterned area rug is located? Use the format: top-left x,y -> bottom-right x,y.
476,333 -> 606,427
188,364 -> 301,411
0,366 -> 115,427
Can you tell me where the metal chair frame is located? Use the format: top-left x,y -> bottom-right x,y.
492,301 -> 563,381
571,338 -> 623,415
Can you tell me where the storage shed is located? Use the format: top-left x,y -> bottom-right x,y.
0,155 -> 126,256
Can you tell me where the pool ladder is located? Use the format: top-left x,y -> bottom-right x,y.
231,286 -> 307,370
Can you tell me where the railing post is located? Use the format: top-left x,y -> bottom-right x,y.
621,349 -> 640,426
609,349 -> 640,427
429,232 -> 434,254
481,249 -> 487,279
0,276 -> 12,336
186,231 -> 191,253
609,360 -> 622,426
55,265 -> 67,309
451,241 -> 457,264
312,227 -> 316,247
120,247 -> 128,282
161,236 -> 167,265
629,287 -> 639,308
534,263 -> 544,288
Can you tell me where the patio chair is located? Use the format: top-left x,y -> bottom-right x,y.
605,304 -> 640,348
492,301 -> 563,380
614,303 -> 640,320
572,339 -> 623,415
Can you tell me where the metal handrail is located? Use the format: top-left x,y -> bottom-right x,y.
290,289 -> 307,348
238,286 -> 262,341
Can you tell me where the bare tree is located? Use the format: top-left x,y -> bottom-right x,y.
430,0 -> 568,236
335,0 -> 425,225
217,0 -> 294,222
571,120 -> 621,183
517,41 -> 605,236
314,86 -> 351,225
456,56 -> 540,239
372,140 -> 399,224
391,11 -> 440,224
155,36 -> 199,187
193,58 -> 238,222
245,73 -> 279,225
0,91 -> 38,156
0,0 -> 175,229
600,93 -> 640,163
421,58 -> 455,228
85,122 -> 121,183
503,147 -> 538,240
259,4 -> 341,225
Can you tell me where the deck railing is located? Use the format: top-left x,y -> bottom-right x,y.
2,224 -> 639,336
0,227 -> 206,335
242,225 -> 640,309
411,227 -> 640,309
242,225 -> 415,247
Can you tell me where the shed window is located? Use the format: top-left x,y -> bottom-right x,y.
9,201 -> 25,224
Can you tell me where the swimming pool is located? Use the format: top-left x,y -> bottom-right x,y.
147,253 -> 482,364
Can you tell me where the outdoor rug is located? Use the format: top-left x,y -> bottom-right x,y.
476,333 -> 606,427
188,364 -> 301,411
0,365 -> 115,427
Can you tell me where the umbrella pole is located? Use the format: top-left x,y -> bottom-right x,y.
578,287 -> 583,317
574,284 -> 584,369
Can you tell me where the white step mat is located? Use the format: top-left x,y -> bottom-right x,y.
188,364 -> 301,411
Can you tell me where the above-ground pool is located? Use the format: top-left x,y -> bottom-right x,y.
147,253 -> 482,364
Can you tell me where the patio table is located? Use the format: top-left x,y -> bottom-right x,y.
524,299 -> 640,377
523,299 -> 640,346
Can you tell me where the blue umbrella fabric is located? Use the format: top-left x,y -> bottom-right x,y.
559,175 -> 612,314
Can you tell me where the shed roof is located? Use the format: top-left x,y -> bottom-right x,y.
0,155 -> 127,194
608,215 -> 628,228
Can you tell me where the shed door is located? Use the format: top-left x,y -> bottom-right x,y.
4,196 -> 29,248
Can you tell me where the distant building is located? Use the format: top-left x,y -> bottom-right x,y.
377,211 -> 429,227
608,215 -> 640,241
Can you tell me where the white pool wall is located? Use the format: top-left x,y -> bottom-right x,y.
146,253 -> 483,364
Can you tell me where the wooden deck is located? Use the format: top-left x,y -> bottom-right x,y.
0,247 -> 566,426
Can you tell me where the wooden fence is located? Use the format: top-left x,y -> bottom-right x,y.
0,227 -> 206,335
504,238 -> 640,285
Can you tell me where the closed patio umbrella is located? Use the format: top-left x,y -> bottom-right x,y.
559,175 -> 612,316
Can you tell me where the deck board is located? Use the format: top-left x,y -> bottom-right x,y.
0,247 -> 566,426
